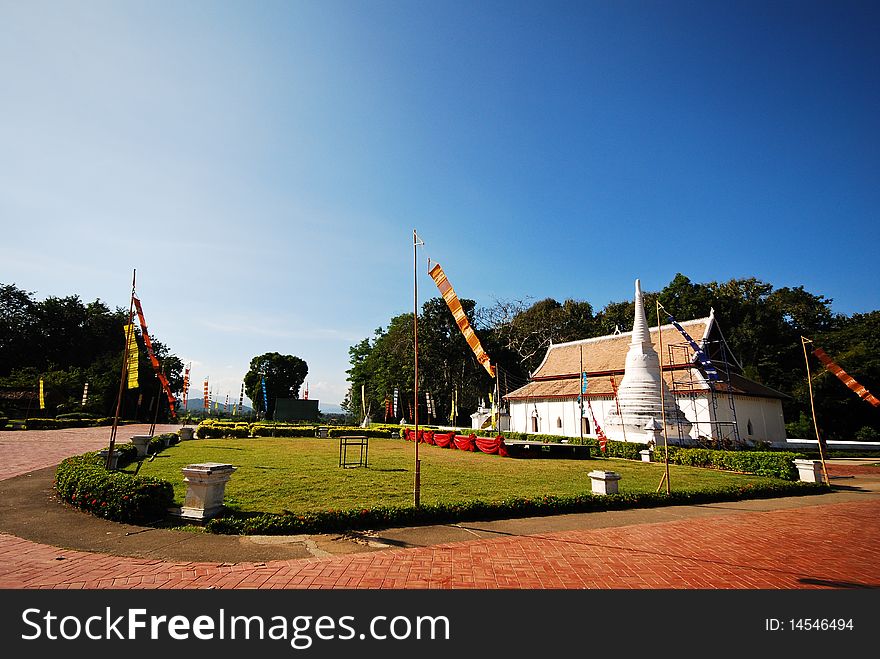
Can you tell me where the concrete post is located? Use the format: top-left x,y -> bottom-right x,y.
793,459 -> 824,483
588,470 -> 622,495
178,427 -> 195,441
180,463 -> 237,521
639,449 -> 653,462
98,449 -> 120,470
130,435 -> 152,457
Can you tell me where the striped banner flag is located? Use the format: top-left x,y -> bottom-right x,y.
225,394 -> 229,414
666,313 -> 719,381
124,323 -> 139,388
81,382 -> 89,407
39,378 -> 45,409
261,376 -> 269,414
239,382 -> 245,410
182,366 -> 190,411
132,296 -> 176,417
813,347 -> 880,407
428,262 -> 495,378
586,399 -> 608,452
203,379 -> 209,410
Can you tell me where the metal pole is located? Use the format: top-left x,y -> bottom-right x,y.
801,337 -> 830,485
579,346 -> 584,445
413,229 -> 421,507
107,269 -> 136,468
657,300 -> 670,494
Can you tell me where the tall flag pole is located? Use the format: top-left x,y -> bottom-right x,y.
579,346 -> 586,444
413,229 -> 425,507
657,300 -> 671,494
107,268 -> 136,468
428,260 -> 495,378
609,374 -> 627,443
801,337 -> 830,485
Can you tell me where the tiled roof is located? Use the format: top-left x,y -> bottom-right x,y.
504,316 -> 788,401
531,318 -> 710,379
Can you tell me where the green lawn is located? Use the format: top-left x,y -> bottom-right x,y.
131,437 -> 783,514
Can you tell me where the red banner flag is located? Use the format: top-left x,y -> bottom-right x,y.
132,296 -> 177,418
813,347 -> 880,408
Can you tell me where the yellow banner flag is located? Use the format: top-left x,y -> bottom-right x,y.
124,323 -> 139,389
429,262 -> 495,377
39,378 -> 45,409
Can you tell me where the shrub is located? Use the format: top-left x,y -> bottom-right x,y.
855,426 -> 880,442
654,446 -> 800,480
55,453 -> 174,524
206,481 -> 827,535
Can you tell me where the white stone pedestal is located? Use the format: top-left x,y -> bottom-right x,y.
316,426 -> 329,438
639,449 -> 653,463
588,470 -> 621,495
98,450 -> 120,470
793,459 -> 825,483
130,435 -> 152,457
178,427 -> 195,441
180,463 -> 237,521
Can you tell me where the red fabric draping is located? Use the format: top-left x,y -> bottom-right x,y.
453,434 -> 476,451
474,434 -> 509,457
402,429 -> 508,456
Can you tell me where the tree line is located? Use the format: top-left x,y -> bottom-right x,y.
344,273 -> 879,441
0,282 -> 184,421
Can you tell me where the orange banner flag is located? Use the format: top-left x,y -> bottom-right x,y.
428,262 -> 495,378
813,347 -> 880,407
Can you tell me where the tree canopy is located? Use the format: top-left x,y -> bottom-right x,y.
243,352 -> 309,419
0,282 -> 184,421
344,273 -> 879,440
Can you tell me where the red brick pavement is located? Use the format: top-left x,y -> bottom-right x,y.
1,498 -> 878,589
0,424 -> 179,481
0,425 -> 878,589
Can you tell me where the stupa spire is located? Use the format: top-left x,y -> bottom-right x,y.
631,278 -> 650,346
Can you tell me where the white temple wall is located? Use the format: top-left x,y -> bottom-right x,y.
509,397 -> 617,438
712,395 -> 787,444
509,394 -> 786,444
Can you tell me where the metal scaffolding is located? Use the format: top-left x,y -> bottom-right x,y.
668,339 -> 742,448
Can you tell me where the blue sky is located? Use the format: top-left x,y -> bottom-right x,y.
1,0 -> 878,409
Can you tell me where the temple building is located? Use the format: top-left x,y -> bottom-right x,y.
503,279 -> 788,447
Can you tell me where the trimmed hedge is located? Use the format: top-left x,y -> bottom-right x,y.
654,446 -> 801,480
55,452 -> 174,524
206,481 -> 828,535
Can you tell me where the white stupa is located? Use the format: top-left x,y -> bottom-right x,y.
605,279 -> 692,443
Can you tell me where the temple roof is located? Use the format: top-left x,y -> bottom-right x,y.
504,314 -> 787,401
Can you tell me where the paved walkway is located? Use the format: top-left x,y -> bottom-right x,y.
0,426 -> 878,589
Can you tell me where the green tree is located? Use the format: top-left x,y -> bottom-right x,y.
244,352 -> 308,419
